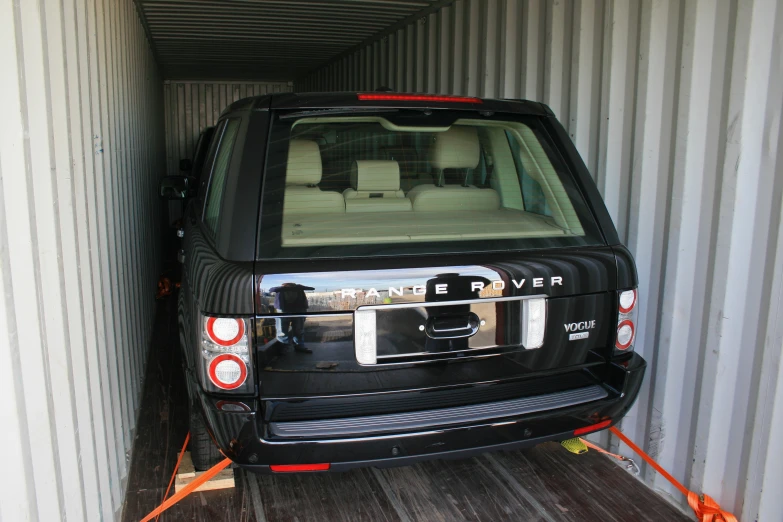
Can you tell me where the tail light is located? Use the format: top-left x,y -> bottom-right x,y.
615,289 -> 637,353
202,315 -> 253,392
208,354 -> 247,390
206,317 -> 245,346
357,93 -> 482,104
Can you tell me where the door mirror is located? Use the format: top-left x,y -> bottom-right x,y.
159,175 -> 195,200
179,158 -> 193,172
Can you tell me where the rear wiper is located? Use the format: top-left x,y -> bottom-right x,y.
280,108 -> 399,120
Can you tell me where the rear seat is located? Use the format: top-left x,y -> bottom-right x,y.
380,144 -> 434,191
283,139 -> 345,215
410,184 -> 500,211
407,126 -> 500,212
343,160 -> 412,213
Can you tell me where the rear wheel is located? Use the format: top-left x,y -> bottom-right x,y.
189,410 -> 223,471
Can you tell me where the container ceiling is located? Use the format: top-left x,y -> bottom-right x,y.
135,0 -> 448,81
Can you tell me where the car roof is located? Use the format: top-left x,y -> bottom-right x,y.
219,92 -> 552,118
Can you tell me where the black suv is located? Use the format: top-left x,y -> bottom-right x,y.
160,92 -> 645,473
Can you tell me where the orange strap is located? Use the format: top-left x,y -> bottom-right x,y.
154,432 -> 190,522
580,437 -> 626,462
579,437 -> 640,475
140,454 -> 232,522
608,426 -> 737,522
156,277 -> 172,299
144,426 -> 738,521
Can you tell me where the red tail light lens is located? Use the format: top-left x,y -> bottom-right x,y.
357,93 -> 482,104
615,288 -> 638,354
574,419 -> 612,436
270,463 -> 331,473
208,353 -> 248,390
615,320 -> 635,350
206,317 -> 245,346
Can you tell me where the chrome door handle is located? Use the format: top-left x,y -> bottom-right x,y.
425,313 -> 480,339
431,320 -> 473,332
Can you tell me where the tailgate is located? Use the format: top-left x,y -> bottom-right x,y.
255,248 -> 617,397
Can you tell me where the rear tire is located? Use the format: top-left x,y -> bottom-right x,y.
189,410 -> 223,471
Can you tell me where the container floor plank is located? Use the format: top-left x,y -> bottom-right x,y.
121,292 -> 691,522
254,467 -> 400,522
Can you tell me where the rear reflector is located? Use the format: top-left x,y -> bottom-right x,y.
270,463 -> 331,473
215,400 -> 251,412
573,419 -> 612,436
357,93 -> 482,104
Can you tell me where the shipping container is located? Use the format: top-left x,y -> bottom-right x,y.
0,1 -> 781,521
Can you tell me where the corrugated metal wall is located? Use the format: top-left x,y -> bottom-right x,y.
0,0 -> 164,520
163,81 -> 290,174
298,1 -> 783,520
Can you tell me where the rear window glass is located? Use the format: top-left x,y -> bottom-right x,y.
258,110 -> 603,259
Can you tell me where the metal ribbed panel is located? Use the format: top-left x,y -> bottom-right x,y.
0,1 -> 779,520
0,0 -> 164,520
136,0 -> 449,80
163,81 -> 289,175
298,1 -> 783,520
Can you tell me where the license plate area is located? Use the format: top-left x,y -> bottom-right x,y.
355,296 -> 546,365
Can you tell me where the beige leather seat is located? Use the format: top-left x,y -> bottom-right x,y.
408,126 -> 500,212
343,160 -> 412,212
283,139 -> 345,216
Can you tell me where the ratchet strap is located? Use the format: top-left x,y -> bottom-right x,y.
578,436 -> 639,475
141,432 -> 231,522
605,426 -> 737,522
153,433 -> 190,522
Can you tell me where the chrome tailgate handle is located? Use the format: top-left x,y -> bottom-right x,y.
425,313 -> 480,339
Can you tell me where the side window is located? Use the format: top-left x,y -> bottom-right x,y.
191,126 -> 215,181
197,120 -> 226,205
203,118 -> 241,235
505,130 -> 552,216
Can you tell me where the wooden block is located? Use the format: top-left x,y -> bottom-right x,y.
176,451 -> 197,478
174,452 -> 235,493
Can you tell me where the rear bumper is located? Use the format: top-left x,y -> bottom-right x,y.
196,353 -> 646,472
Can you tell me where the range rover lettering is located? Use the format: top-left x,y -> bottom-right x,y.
159,92 -> 645,473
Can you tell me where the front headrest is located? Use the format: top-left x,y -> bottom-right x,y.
430,126 -> 480,170
350,160 -> 401,191
286,139 -> 322,186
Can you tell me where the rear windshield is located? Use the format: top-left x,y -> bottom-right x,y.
258,110 -> 603,259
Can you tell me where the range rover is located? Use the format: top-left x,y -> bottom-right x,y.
160,92 -> 645,472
